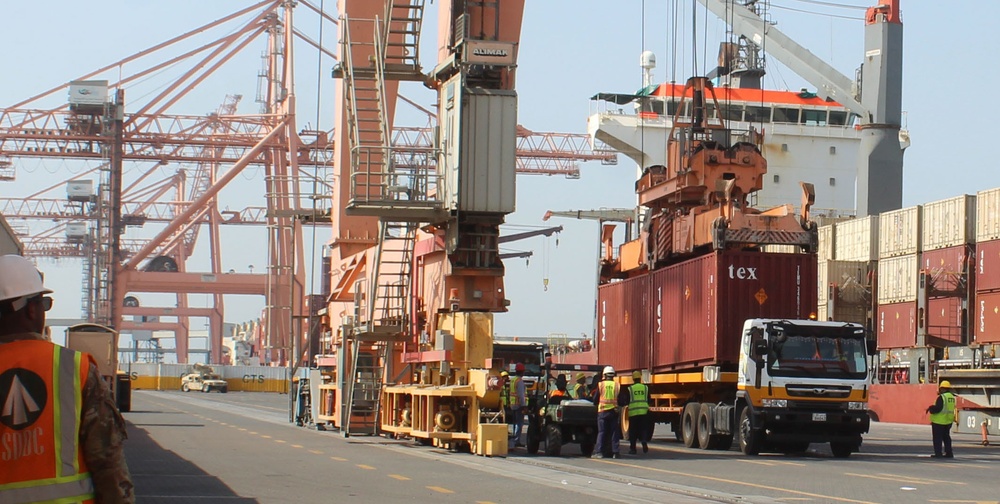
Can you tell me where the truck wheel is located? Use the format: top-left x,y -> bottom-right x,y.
697,404 -> 714,450
738,406 -> 762,456
182,384 -> 190,392
544,424 -> 562,456
681,403 -> 700,448
830,441 -> 853,458
777,442 -> 809,454
717,433 -> 734,450
527,422 -> 541,455
580,436 -> 595,457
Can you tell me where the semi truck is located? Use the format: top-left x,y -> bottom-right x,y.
594,77 -> 875,457
64,323 -> 131,413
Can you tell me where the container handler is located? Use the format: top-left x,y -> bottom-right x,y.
597,77 -> 875,456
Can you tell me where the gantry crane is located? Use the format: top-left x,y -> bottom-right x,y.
1,1 -> 615,366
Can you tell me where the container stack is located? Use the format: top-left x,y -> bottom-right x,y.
920,195 -> 976,346
975,188 -> 1000,344
819,216 -> 878,325
874,206 -> 923,349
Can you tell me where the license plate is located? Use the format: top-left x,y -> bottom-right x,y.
812,413 -> 827,422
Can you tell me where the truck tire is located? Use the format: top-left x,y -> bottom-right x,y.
681,403 -> 700,448
738,406 -> 762,456
697,404 -> 714,449
527,421 -> 541,455
580,436 -> 595,457
830,441 -> 854,458
544,424 -> 562,456
181,384 -> 190,392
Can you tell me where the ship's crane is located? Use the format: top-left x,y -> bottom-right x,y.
599,76 -> 817,283
697,0 -> 905,216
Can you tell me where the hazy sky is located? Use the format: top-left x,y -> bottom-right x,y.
3,1 -> 996,345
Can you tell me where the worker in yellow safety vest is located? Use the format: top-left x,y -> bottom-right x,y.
926,380 -> 957,458
592,366 -> 621,458
570,372 -> 588,400
0,254 -> 134,503
502,364 -> 527,449
626,370 -> 650,455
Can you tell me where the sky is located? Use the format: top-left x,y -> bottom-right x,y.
3,1 -> 999,348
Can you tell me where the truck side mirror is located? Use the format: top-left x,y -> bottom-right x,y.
753,340 -> 769,357
866,340 -> 877,356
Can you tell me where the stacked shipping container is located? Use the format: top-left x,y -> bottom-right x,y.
818,216 -> 878,325
975,188 -> 1000,343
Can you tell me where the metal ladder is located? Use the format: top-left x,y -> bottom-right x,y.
343,342 -> 388,436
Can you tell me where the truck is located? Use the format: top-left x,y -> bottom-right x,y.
180,363 -> 229,393
593,77 -> 875,457
64,323 -> 132,413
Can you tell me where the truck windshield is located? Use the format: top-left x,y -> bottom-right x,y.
767,331 -> 867,380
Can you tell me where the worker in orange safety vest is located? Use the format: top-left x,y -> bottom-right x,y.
0,254 -> 134,503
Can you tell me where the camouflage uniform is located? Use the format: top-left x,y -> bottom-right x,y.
0,332 -> 134,503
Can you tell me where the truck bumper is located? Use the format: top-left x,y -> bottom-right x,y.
754,408 -> 870,444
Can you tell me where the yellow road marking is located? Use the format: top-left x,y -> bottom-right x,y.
237,428 -> 247,432
220,422 -> 228,426
330,456 -> 347,462
477,501 -> 498,504
249,431 -> 258,435
274,440 -> 286,444
598,459 -> 878,504
291,444 -> 303,449
260,435 -> 272,439
388,474 -> 411,481
775,499 -> 813,502
771,460 -> 807,467
308,450 -> 323,455
357,464 -> 376,470
844,473 -> 964,486
426,486 -> 454,494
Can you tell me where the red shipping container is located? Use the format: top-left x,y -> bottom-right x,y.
921,245 -> 971,295
649,250 -> 816,372
877,301 -> 917,349
926,296 -> 964,345
596,274 -> 650,372
975,239 -> 1000,292
974,290 -> 1000,343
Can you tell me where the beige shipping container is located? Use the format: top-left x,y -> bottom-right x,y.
818,224 -> 835,261
922,195 -> 976,251
879,206 -> 922,259
0,215 -> 23,255
976,187 -> 1000,242
818,260 -> 871,306
834,216 -> 879,262
761,244 -> 801,254
877,254 -> 919,304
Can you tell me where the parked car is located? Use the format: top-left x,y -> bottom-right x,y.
181,371 -> 228,393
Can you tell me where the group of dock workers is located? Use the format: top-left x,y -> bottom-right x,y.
500,362 -> 651,459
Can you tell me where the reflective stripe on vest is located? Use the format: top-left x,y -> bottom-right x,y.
502,377 -> 520,408
0,340 -> 95,503
628,383 -> 649,417
598,381 -> 617,412
929,392 -> 957,425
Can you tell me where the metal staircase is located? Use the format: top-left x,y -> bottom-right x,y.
336,1 -> 440,436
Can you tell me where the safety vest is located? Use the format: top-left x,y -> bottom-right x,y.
570,383 -> 586,400
598,380 -> 618,412
502,376 -> 521,408
628,383 -> 649,417
929,392 -> 957,425
0,339 -> 96,504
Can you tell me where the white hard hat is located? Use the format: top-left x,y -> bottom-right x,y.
603,366 -> 616,376
0,255 -> 53,304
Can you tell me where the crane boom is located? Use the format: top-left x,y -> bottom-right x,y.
543,209 -> 634,222
697,0 -> 865,118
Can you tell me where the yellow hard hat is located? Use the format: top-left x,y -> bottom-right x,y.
632,370 -> 642,380
500,370 -> 509,377
939,380 -> 951,388
575,372 -> 586,382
